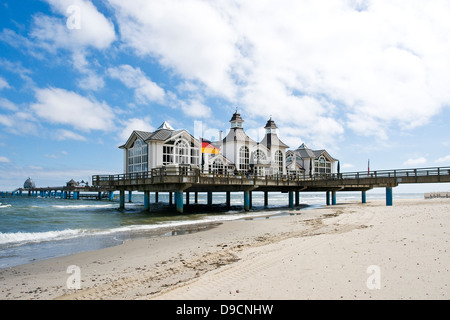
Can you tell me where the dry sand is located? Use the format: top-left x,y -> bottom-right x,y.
0,198 -> 449,300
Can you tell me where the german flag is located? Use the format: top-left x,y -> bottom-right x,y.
202,140 -> 220,154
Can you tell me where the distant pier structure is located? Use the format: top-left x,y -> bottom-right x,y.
10,177 -> 113,201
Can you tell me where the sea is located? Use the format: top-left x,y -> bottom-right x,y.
0,191 -> 424,269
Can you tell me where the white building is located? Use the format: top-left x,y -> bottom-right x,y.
119,111 -> 337,177
119,121 -> 201,174
286,143 -> 338,177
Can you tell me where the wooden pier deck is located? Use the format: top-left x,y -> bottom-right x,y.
92,166 -> 450,212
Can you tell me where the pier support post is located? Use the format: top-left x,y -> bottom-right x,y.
332,191 -> 337,205
289,191 -> 294,209
108,191 -> 114,201
386,187 -> 393,206
362,191 -> 367,204
155,192 -> 159,203
264,191 -> 269,207
326,191 -> 331,206
186,192 -> 190,205
295,191 -> 300,206
119,190 -> 125,209
244,191 -> 250,212
195,192 -> 198,204
169,192 -> 173,206
144,191 -> 150,211
176,191 -> 184,214
98,192 -> 102,200
128,191 -> 132,203
226,192 -> 231,208
207,192 -> 213,205
73,191 -> 79,200
249,191 -> 252,209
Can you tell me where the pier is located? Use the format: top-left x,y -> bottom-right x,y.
92,165 -> 450,213
9,186 -> 113,201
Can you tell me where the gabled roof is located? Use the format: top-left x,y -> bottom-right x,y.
208,154 -> 235,166
119,121 -> 199,149
223,127 -> 257,144
260,134 -> 289,149
313,149 -> 338,161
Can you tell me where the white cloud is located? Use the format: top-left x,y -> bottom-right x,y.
30,87 -> 115,132
436,155 -> 450,163
0,77 -> 10,90
55,129 -> 87,141
118,117 -> 154,142
403,157 -> 427,166
0,98 -> 18,111
0,156 -> 10,163
107,0 -> 450,147
180,100 -> 212,119
107,65 -> 165,104
108,0 -> 239,99
32,0 -> 116,50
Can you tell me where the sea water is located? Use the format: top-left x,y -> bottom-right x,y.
0,191 -> 422,268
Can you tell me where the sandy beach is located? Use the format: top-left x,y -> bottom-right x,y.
0,198 -> 449,300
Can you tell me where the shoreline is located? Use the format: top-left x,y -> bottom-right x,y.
1,198 -> 448,300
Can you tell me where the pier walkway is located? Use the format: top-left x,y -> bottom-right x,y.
92,166 -> 450,213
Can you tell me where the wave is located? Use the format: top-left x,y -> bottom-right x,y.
50,204 -> 117,209
0,229 -> 87,246
0,203 -> 12,209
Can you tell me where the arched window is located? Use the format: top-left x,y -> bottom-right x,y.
127,138 -> 148,173
239,146 -> 249,172
253,149 -> 266,162
315,155 -> 331,174
275,150 -> 283,174
175,139 -> 189,164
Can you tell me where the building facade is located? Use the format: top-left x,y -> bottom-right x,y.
286,143 -> 338,177
119,112 -> 337,177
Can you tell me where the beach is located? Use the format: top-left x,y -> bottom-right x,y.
0,198 -> 448,300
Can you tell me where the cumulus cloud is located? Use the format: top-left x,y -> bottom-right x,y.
55,129 -> 87,141
180,100 -> 212,119
107,0 -> 450,147
0,156 -> 11,163
118,117 -> 154,142
108,0 -> 239,99
0,77 -> 10,90
403,157 -> 427,166
107,65 -> 166,105
32,0 -> 116,50
435,155 -> 450,163
26,0 -> 115,91
30,87 -> 115,132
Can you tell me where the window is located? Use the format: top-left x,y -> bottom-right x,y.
175,139 -> 189,164
253,149 -> 266,162
239,146 -> 249,172
127,138 -> 148,173
315,155 -> 331,174
275,150 -> 283,174
211,159 -> 224,174
191,147 -> 199,165
163,145 -> 174,165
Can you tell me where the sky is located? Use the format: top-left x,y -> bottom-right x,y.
0,0 -> 449,193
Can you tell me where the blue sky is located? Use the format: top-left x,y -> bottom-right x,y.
1,0 -> 449,192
